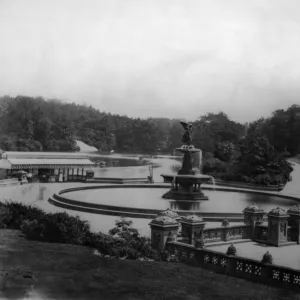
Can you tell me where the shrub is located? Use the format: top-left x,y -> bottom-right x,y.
20,212 -> 91,244
107,218 -> 159,259
202,158 -> 227,174
43,212 -> 91,244
0,203 -> 166,262
118,246 -> 138,259
21,219 -> 45,240
254,174 -> 272,185
203,152 -> 214,159
109,218 -> 139,239
4,201 -> 46,229
0,205 -> 13,229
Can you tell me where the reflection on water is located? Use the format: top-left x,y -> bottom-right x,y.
90,156 -> 144,168
169,201 -> 201,211
64,188 -> 298,213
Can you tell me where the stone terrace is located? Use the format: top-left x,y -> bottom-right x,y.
208,241 -> 300,269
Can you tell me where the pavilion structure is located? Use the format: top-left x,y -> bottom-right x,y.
0,151 -> 94,182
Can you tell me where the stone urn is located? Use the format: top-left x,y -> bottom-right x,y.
226,243 -> 237,256
261,251 -> 273,264
221,218 -> 230,227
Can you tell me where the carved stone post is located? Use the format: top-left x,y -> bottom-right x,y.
221,218 -> 230,241
287,205 -> 300,244
267,207 -> 289,247
180,214 -> 206,248
149,216 -> 179,251
158,208 -> 182,236
243,203 -> 265,239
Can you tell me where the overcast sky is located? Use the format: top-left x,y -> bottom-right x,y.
0,0 -> 300,123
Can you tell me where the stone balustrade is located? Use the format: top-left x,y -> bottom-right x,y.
149,204 -> 300,251
148,204 -> 300,291
204,225 -> 252,243
166,241 -> 300,291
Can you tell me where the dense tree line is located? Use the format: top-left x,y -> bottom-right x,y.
0,95 -> 296,184
0,96 -> 246,154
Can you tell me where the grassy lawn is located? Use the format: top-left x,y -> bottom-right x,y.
0,229 -> 299,300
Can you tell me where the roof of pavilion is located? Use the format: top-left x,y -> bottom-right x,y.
0,152 -> 95,169
4,151 -> 90,159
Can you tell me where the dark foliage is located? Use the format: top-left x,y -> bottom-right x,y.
0,202 -> 167,261
0,95 -> 295,183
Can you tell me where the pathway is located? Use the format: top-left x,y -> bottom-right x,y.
280,160 -> 300,197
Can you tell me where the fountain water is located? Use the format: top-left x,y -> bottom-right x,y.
148,164 -> 154,183
161,121 -> 211,200
210,176 -> 216,191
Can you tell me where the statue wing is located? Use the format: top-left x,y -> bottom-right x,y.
180,121 -> 188,128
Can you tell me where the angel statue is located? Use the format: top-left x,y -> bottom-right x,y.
180,121 -> 193,148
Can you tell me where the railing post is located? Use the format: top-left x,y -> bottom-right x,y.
226,255 -> 236,275
287,205 -> 300,244
261,251 -> 273,282
221,218 -> 230,241
267,207 -> 289,246
149,216 -> 179,251
180,215 -> 206,247
243,203 -> 265,239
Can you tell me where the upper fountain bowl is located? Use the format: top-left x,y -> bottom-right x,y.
175,146 -> 201,153
161,173 -> 212,184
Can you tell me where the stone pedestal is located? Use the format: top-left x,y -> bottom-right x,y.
149,216 -> 180,251
180,214 -> 206,247
287,205 -> 300,244
178,148 -> 197,175
161,146 -> 211,201
243,203 -> 265,238
267,207 -> 290,246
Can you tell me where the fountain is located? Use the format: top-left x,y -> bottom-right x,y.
161,121 -> 211,200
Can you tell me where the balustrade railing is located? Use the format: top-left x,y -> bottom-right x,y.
166,241 -> 300,290
228,225 -> 250,240
255,225 -> 268,241
203,225 -> 251,244
204,228 -> 223,242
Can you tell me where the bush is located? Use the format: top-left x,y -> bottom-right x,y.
254,174 -> 272,185
21,219 -> 45,240
202,158 -> 227,174
2,201 -> 45,229
20,212 -> 91,244
43,212 -> 91,244
109,218 -> 139,239
0,203 -> 166,262
0,205 -> 13,229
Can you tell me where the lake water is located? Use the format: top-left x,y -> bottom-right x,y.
2,154 -> 299,237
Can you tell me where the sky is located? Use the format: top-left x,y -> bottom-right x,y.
0,0 -> 300,123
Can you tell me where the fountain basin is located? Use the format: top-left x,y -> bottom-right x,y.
48,184 -> 300,221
